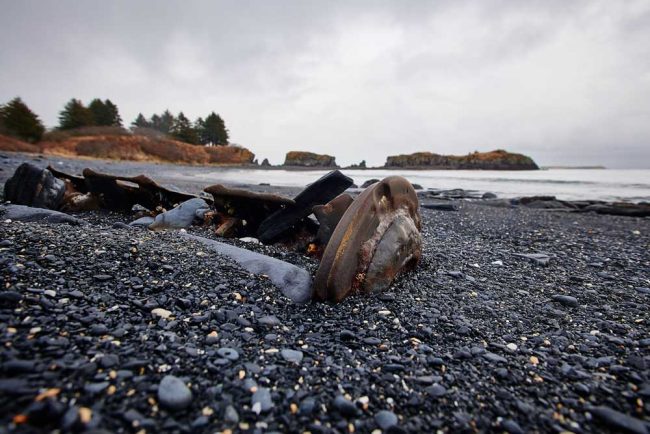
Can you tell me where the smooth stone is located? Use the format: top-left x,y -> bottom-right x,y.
512,252 -> 551,266
0,291 -> 22,305
149,198 -> 209,230
375,410 -> 399,429
157,375 -> 193,411
333,395 -> 359,417
552,294 -> 579,307
251,388 -> 273,414
299,397 -> 317,415
502,419 -> 525,434
258,315 -> 281,326
84,382 -> 109,394
483,352 -> 508,364
590,406 -> 648,434
216,347 -> 239,361
281,349 -> 304,364
184,234 -> 313,304
0,204 -> 83,225
129,216 -> 155,227
425,384 -> 447,398
224,405 -> 239,423
89,324 -> 109,336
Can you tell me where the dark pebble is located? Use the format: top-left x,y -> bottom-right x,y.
157,375 -> 193,411
333,395 -> 359,417
552,294 -> 579,307
375,410 -> 399,429
590,406 -> 648,434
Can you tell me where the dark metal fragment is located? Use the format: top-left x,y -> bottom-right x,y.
257,170 -> 354,244
204,184 -> 294,235
312,193 -> 353,245
82,168 -> 197,212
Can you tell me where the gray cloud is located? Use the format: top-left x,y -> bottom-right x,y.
1,0 -> 649,167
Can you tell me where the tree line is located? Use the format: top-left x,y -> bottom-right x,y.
132,110 -> 228,145
0,97 -> 229,146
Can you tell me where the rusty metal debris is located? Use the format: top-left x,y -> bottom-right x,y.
313,176 -> 422,302
4,164 -> 422,303
82,168 -> 198,212
204,184 -> 294,237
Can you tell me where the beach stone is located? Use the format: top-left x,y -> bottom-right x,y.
501,419 -> 524,434
129,216 -> 154,227
333,395 -> 359,417
552,294 -> 579,307
251,388 -> 273,414
258,315 -> 281,327
149,198 -> 209,230
513,252 -> 551,266
0,291 -> 22,305
224,405 -> 239,423
216,347 -> 239,361
425,384 -> 447,397
0,204 -> 83,225
158,375 -> 192,411
375,410 -> 399,430
3,163 -> 65,209
281,349 -> 303,364
483,352 -> 507,364
482,192 -> 497,199
299,397 -> 317,415
185,234 -> 313,303
590,406 -> 648,434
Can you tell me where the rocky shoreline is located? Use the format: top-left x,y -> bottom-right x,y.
1,154 -> 649,433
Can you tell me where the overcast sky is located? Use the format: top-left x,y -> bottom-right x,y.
1,1 -> 649,167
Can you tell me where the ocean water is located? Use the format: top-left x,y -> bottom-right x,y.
191,168 -> 650,202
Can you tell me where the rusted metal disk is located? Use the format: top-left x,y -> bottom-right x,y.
314,176 -> 422,302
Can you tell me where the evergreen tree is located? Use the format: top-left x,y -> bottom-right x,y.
150,114 -> 162,131
131,113 -> 150,128
104,99 -> 122,126
89,99 -> 122,126
58,98 -> 94,130
171,112 -> 199,144
0,97 -> 45,142
199,112 -> 229,145
195,117 -> 205,141
158,110 -> 175,134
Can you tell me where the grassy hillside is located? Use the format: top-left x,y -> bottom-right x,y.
0,132 -> 255,165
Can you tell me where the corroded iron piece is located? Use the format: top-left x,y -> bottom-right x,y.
257,170 -> 354,244
83,168 -> 197,212
314,176 -> 422,302
204,184 -> 294,235
312,193 -> 353,246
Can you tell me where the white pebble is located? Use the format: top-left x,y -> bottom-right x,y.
151,308 -> 172,319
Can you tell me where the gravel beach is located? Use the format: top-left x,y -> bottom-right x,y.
1,154 -> 649,433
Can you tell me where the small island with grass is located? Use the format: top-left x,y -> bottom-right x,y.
384,149 -> 539,170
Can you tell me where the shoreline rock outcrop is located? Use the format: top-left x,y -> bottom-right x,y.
385,149 -> 539,170
283,151 -> 337,168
